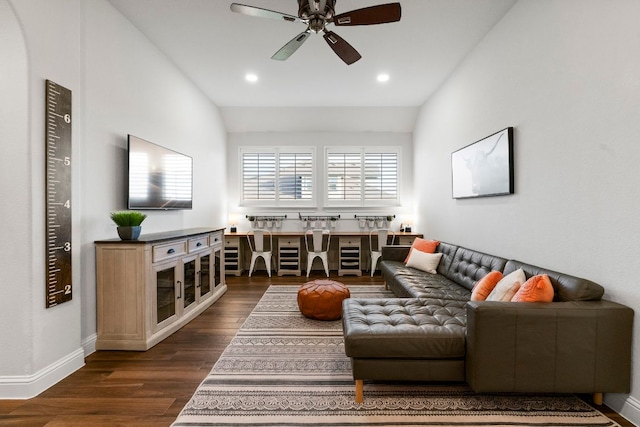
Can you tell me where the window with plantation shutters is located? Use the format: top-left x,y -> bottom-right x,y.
326,147 -> 400,207
240,148 -> 315,206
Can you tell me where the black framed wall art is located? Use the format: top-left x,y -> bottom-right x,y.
451,127 -> 514,199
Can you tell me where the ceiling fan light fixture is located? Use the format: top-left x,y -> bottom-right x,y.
377,73 -> 390,83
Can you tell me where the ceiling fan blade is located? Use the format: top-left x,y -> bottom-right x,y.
323,31 -> 361,65
230,3 -> 303,23
272,31 -> 311,61
332,3 -> 401,26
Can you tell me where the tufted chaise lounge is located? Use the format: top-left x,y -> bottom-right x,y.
342,242 -> 633,404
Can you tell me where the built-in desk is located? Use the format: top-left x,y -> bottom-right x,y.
225,231 -> 423,276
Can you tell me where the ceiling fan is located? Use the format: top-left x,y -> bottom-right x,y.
230,0 -> 401,65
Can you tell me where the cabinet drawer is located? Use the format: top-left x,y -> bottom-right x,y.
341,248 -> 359,254
280,239 -> 299,246
398,236 -> 416,245
341,261 -> 359,267
340,238 -> 360,246
225,237 -> 240,246
188,236 -> 209,252
153,241 -> 187,263
209,231 -> 223,246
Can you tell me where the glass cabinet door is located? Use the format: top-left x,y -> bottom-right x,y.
200,253 -> 212,298
214,246 -> 222,288
156,264 -> 176,325
183,257 -> 197,310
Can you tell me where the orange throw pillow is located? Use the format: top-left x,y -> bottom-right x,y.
404,238 -> 440,263
511,274 -> 555,302
470,271 -> 504,301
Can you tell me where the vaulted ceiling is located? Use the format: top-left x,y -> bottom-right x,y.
108,0 -> 516,131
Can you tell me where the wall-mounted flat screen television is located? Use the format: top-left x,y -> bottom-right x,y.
127,135 -> 193,210
451,127 -> 514,199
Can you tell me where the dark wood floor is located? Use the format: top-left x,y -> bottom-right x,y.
0,273 -> 633,426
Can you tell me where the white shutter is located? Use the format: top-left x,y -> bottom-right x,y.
278,152 -> 313,200
327,152 -> 362,200
364,152 -> 398,200
242,152 -> 276,200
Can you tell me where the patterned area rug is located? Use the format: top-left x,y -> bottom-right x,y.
173,285 -> 619,426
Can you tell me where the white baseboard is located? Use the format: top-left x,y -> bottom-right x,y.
82,333 -> 97,357
605,393 -> 640,426
0,347 -> 85,399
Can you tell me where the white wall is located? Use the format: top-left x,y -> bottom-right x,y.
1,0 -> 85,398
0,0 -> 227,398
227,131 -> 414,232
0,0 -> 32,378
413,0 -> 640,422
80,0 -> 227,348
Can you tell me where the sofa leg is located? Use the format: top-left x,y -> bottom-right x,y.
355,379 -> 363,403
593,392 -> 603,405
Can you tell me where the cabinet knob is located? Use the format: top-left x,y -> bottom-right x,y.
197,242 -> 203,247
167,248 -> 175,254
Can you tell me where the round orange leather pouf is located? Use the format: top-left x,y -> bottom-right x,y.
297,280 -> 350,321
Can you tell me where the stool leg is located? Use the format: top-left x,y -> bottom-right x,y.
265,254 -> 272,277
355,379 -> 363,403
306,255 -> 314,277
321,253 -> 329,277
249,254 -> 257,277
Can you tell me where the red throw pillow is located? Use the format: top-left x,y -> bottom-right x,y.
404,238 -> 440,263
470,271 -> 504,301
511,274 -> 555,302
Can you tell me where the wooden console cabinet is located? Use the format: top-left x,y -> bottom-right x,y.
95,228 -> 226,350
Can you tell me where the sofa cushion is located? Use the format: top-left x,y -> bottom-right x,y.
404,238 -> 439,263
486,268 -> 525,301
435,242 -> 459,276
471,271 -> 504,301
342,298 -> 467,359
405,250 -> 442,274
389,267 -> 471,301
511,274 -> 554,302
503,260 -> 604,302
446,246 -> 509,291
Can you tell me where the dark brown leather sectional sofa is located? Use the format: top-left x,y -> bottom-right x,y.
342,242 -> 633,403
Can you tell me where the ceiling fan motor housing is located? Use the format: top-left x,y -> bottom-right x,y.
298,0 -> 335,22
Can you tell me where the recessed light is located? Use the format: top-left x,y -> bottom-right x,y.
377,73 -> 390,83
245,73 -> 258,83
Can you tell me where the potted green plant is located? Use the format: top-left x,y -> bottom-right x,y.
110,210 -> 147,240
